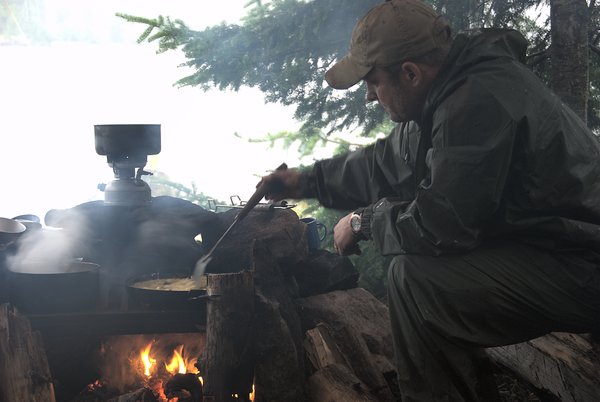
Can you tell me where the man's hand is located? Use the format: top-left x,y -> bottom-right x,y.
258,167 -> 305,201
333,212 -> 362,256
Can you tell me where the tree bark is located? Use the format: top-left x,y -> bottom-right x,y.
550,0 -> 589,122
0,304 -> 56,402
251,240 -> 307,402
199,271 -> 255,402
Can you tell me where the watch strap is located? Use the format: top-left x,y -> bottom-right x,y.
359,207 -> 372,240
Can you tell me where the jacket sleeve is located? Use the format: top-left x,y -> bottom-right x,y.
368,83 -> 517,255
303,122 -> 419,210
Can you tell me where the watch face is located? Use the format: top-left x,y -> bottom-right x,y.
351,214 -> 361,233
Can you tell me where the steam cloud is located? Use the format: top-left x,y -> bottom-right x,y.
7,209 -> 95,273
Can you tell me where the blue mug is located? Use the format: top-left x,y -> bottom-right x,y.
300,217 -> 327,251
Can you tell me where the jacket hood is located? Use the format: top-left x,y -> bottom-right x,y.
452,28 -> 528,66
424,29 -> 529,115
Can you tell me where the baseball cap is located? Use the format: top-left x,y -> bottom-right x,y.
325,0 -> 443,89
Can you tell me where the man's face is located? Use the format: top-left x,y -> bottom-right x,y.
363,66 -> 424,123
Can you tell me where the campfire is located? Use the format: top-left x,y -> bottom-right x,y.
72,334 -> 206,402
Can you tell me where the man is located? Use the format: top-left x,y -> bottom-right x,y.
260,0 -> 600,400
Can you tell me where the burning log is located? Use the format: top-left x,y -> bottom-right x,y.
199,271 -> 255,401
0,303 -> 56,402
106,388 -> 158,402
164,373 -> 203,401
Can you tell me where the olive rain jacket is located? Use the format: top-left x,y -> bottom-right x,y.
304,28 -> 600,256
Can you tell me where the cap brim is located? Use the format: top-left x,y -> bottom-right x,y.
325,55 -> 372,90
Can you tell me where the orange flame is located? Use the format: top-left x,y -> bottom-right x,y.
134,341 -> 203,402
165,345 -> 186,375
140,341 -> 156,377
249,383 -> 255,401
164,344 -> 199,376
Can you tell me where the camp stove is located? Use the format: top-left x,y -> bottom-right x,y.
95,124 -> 160,206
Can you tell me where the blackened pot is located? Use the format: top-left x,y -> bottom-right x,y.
9,261 -> 99,314
126,272 -> 207,311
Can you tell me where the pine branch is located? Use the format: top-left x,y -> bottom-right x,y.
590,44 -> 600,58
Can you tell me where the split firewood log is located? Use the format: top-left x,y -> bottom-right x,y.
297,288 -> 397,402
0,304 -> 56,402
307,363 -> 379,402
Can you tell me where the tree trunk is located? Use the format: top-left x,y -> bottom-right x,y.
550,0 -> 589,122
199,271 -> 255,402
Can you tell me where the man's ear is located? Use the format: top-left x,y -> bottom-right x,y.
401,62 -> 422,87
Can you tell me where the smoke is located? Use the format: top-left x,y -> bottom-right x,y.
6,209 -> 96,273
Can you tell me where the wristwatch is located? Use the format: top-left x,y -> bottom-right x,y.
350,210 -> 363,236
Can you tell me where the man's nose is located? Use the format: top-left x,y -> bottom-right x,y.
365,85 -> 378,102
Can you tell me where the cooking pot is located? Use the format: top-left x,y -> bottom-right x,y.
8,260 -> 99,314
127,272 -> 207,311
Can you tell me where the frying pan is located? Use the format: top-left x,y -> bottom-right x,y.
126,272 -> 208,311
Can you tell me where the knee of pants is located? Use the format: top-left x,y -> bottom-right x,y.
386,254 -> 448,326
387,254 -> 428,296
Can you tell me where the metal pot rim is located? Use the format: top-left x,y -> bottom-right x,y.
9,260 -> 99,275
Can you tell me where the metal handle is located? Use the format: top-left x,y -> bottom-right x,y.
235,163 -> 288,221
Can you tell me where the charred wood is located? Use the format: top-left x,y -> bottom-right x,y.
106,388 -> 158,402
165,373 -> 203,401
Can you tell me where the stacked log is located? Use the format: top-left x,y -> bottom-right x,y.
488,332 -> 600,402
0,304 -> 56,402
198,208 -> 397,402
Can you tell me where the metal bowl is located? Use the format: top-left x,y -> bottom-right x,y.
13,214 -> 42,231
12,214 -> 40,223
0,217 -> 26,244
